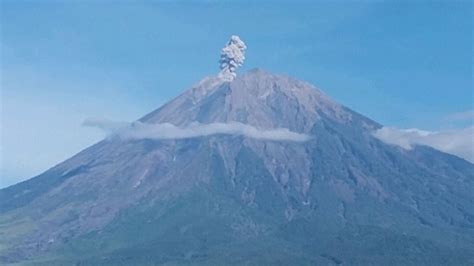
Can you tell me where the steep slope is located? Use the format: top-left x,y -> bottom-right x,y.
1,69 -> 473,265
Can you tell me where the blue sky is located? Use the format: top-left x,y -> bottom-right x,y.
1,0 -> 473,187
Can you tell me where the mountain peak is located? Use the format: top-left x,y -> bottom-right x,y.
140,69 -> 363,132
2,66 -> 472,265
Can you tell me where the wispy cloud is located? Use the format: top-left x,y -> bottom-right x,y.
373,126 -> 474,163
83,118 -> 311,142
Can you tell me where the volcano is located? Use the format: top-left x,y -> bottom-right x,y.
1,69 -> 473,265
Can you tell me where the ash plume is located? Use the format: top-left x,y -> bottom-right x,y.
218,35 -> 247,81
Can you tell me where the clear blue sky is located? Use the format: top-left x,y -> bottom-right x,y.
1,0 -> 472,187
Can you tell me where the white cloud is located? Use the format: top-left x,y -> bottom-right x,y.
83,118 -> 311,142
373,126 -> 474,163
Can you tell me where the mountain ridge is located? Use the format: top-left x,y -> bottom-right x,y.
142,68 -> 379,132
1,69 -> 473,265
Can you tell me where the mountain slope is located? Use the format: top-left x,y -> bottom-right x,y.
1,69 -> 473,265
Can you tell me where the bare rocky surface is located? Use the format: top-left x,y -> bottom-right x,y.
1,69 -> 473,265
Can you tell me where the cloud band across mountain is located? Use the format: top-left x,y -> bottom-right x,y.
373,126 -> 474,163
83,118 -> 311,142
